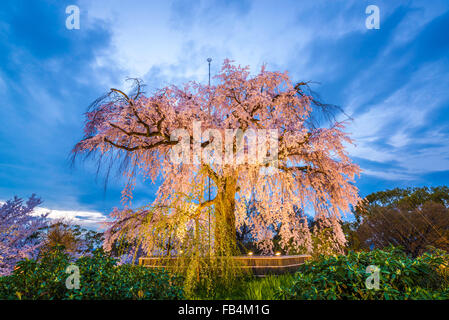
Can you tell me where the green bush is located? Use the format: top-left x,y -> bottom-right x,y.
277,247 -> 449,300
0,249 -> 183,300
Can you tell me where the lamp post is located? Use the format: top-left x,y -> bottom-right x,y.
207,58 -> 212,256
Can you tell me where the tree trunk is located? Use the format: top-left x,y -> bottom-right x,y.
214,175 -> 238,256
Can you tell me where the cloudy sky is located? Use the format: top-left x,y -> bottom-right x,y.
1,0 -> 448,227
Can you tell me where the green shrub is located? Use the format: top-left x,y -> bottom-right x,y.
277,247 -> 449,300
0,249 -> 183,300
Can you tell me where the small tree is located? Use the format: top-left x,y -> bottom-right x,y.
0,195 -> 48,275
40,220 -> 103,257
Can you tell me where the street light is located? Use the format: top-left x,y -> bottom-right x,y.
207,58 -> 212,256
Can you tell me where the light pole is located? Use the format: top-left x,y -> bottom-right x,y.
207,58 -> 212,256
207,58 -> 212,84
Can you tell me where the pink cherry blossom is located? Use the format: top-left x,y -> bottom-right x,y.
74,60 -> 361,255
0,195 -> 48,275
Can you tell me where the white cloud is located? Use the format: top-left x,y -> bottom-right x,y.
346,60 -> 449,178
32,206 -> 110,230
387,0 -> 449,52
33,207 -> 110,230
362,168 -> 414,181
0,200 -> 110,230
78,0 -> 367,81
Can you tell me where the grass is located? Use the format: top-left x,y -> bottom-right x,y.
241,274 -> 295,299
192,273 -> 295,300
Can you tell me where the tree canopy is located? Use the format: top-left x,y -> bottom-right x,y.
73,60 -> 360,255
0,195 -> 48,275
349,186 -> 449,256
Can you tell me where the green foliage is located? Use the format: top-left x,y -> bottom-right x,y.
40,222 -> 103,257
0,248 -> 183,300
277,247 -> 449,300
191,273 -> 295,300
183,255 -> 249,299
242,274 -> 296,300
356,186 -> 449,213
348,186 -> 449,256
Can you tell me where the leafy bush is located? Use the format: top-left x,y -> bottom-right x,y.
0,249 -> 183,300
277,247 -> 449,300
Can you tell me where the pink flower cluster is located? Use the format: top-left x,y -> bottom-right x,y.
0,195 -> 48,276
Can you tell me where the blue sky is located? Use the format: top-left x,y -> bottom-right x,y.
1,0 -> 448,227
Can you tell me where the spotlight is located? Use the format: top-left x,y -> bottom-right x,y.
247,251 -> 254,256
275,251 -> 281,256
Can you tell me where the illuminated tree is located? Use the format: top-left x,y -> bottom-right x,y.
73,60 -> 360,256
0,195 -> 48,275
312,215 -> 347,256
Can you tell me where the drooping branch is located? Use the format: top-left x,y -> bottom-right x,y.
73,59 -> 361,256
